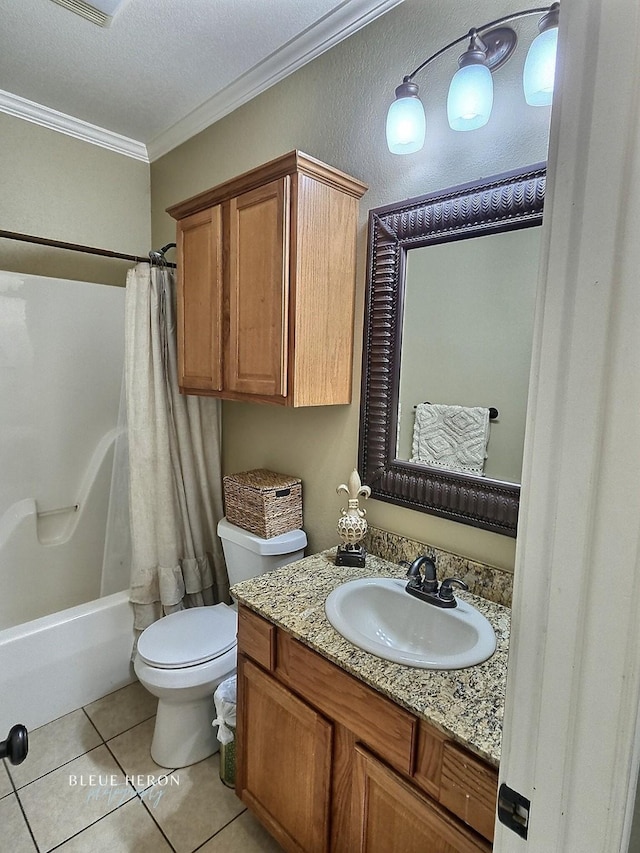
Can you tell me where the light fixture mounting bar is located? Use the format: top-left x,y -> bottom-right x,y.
405,5 -> 555,81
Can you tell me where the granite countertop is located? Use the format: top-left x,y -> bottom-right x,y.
231,550 -> 510,768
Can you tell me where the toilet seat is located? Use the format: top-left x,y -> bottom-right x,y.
137,604 -> 237,669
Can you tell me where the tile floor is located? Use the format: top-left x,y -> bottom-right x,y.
1,682 -> 283,852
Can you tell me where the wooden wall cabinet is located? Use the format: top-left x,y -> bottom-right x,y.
236,606 -> 497,853
167,151 -> 367,406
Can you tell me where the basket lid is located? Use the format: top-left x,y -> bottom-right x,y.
224,469 -> 301,490
218,517 -> 307,555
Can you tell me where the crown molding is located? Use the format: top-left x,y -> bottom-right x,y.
0,0 -> 403,164
0,90 -> 149,162
146,0 -> 405,161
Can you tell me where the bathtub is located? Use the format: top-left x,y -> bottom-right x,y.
0,590 -> 135,733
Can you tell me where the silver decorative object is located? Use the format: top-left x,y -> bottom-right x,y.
335,469 -> 371,567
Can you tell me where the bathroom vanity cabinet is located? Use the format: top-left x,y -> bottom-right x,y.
167,151 -> 367,406
236,605 -> 498,853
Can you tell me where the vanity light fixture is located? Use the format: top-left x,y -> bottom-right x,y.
386,3 -> 559,154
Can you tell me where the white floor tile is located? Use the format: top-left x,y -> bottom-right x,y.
18,745 -> 136,851
8,709 -> 102,789
200,809 -> 284,852
141,754 -> 244,853
56,797 -> 173,852
5,682 -> 286,853
84,682 -> 157,740
0,793 -> 37,852
106,717 -> 175,792
0,761 -> 14,799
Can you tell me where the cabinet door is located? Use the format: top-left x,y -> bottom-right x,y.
176,206 -> 223,392
238,658 -> 332,853
352,746 -> 491,853
227,177 -> 290,399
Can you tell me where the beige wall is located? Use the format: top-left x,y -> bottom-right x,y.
0,113 -> 151,286
150,0 -> 551,570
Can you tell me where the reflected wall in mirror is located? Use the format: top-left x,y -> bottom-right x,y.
359,164 -> 546,537
397,229 -> 541,482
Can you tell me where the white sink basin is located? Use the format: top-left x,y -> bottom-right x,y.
324,577 -> 496,669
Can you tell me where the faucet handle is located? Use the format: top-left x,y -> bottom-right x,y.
438,577 -> 469,602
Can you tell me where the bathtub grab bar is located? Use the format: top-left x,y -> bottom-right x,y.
36,504 -> 79,518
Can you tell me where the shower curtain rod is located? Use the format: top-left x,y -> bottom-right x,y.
0,229 -> 177,268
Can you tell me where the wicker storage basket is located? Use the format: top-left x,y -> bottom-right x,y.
223,469 -> 303,539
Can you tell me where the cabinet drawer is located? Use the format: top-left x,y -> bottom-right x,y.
276,632 -> 417,775
237,607 -> 276,671
439,742 -> 499,842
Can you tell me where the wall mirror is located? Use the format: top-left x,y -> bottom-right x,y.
358,163 -> 546,536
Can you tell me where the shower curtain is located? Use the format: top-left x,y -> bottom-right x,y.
125,263 -> 228,633
101,366 -> 131,598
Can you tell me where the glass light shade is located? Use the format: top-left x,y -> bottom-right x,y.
523,26 -> 558,105
447,62 -> 493,131
386,96 -> 426,154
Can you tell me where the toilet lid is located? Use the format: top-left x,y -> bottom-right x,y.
137,604 -> 237,669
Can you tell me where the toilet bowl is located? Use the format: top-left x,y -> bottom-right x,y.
134,518 -> 306,768
134,605 -> 237,768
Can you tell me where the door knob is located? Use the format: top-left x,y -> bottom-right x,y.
0,724 -> 28,765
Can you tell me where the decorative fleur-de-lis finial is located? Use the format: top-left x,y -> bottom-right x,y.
337,469 -> 371,518
335,469 -> 370,567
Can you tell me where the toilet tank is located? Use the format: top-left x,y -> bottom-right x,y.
217,517 -> 307,585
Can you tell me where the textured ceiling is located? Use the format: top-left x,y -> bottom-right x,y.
0,0 -> 403,159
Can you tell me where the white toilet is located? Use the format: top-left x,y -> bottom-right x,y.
134,517 -> 307,768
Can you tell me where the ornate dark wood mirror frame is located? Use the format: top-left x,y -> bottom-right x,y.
358,163 -> 546,537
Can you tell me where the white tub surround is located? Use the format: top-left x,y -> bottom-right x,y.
0,270 -> 126,627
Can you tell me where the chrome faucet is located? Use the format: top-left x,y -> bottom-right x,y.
403,555 -> 468,609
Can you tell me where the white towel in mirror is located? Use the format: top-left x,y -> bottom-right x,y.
411,403 -> 490,475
